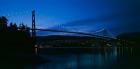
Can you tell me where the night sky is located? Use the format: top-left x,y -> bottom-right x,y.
0,0 -> 140,36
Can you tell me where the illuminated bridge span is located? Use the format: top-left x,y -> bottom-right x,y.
30,28 -> 116,39
27,10 -> 131,54
29,10 -> 116,40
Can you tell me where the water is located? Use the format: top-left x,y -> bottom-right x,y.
26,47 -> 140,69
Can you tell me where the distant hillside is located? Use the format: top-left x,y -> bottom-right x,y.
117,32 -> 140,40
36,35 -> 115,47
117,32 -> 140,46
36,35 -> 94,42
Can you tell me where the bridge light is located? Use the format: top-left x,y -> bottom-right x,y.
35,44 -> 38,55
107,43 -> 112,47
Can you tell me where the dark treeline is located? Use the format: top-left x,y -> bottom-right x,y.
0,16 -> 42,68
0,16 -> 33,54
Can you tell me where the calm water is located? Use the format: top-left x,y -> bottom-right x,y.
26,47 -> 140,69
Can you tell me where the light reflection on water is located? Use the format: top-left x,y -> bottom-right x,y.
27,47 -> 133,69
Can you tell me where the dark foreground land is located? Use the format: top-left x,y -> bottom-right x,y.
0,16 -> 47,69
0,32 -> 46,69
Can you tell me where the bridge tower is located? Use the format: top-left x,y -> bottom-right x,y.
102,29 -> 108,37
32,10 -> 38,54
101,28 -> 116,38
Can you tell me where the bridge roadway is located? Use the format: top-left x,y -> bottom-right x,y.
19,28 -> 129,48
18,26 -> 116,40
30,28 -> 116,40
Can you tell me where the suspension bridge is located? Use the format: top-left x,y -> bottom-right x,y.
30,10 -> 116,40
27,10 -> 130,54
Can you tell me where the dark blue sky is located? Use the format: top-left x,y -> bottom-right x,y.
0,0 -> 140,36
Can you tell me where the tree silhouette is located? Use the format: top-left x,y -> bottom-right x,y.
25,25 -> 31,37
0,16 -> 8,31
0,16 -> 40,68
9,23 -> 18,31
